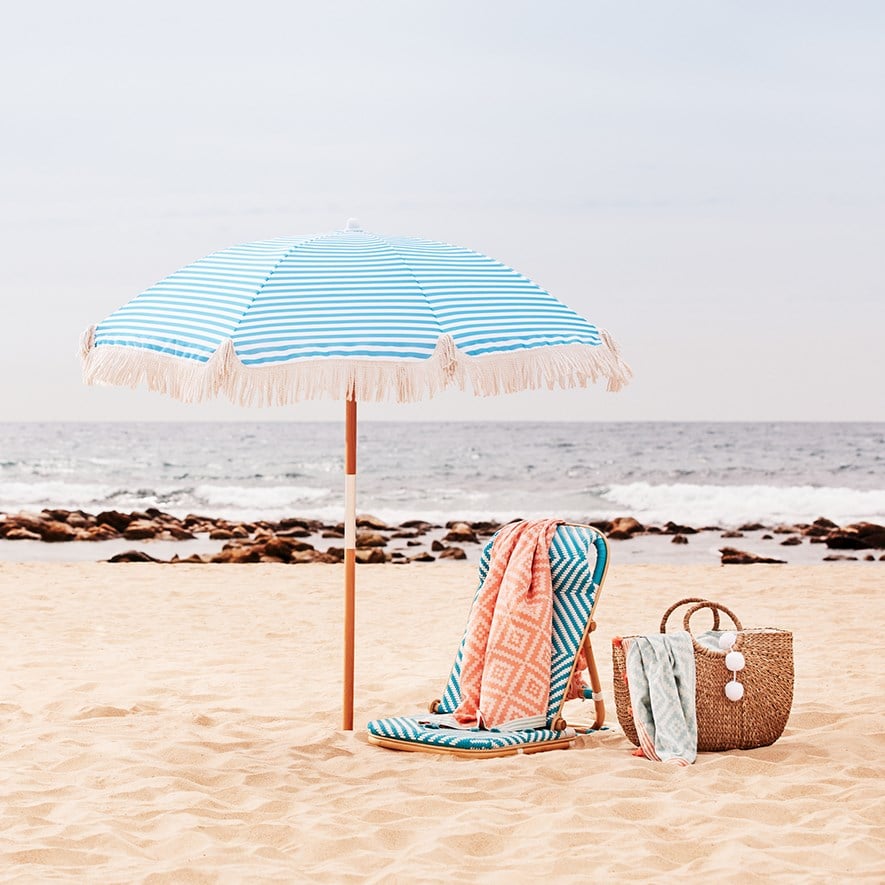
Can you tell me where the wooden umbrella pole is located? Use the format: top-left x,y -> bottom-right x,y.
343,397 -> 357,730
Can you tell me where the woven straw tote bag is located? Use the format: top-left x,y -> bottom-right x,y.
612,598 -> 794,752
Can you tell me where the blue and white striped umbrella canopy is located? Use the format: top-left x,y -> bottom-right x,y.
81,221 -> 631,404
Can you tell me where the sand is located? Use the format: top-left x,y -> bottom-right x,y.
1,561 -> 882,882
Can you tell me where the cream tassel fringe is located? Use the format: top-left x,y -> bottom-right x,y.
81,330 -> 632,406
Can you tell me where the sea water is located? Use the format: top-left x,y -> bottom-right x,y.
1,422 -> 882,528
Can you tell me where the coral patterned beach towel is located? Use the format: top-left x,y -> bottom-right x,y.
453,519 -> 586,730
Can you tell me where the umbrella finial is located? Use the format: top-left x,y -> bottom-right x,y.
345,218 -> 362,231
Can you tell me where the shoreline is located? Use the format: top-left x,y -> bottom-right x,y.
1,508 -> 883,565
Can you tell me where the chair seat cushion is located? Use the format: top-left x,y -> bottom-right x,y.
366,716 -> 575,755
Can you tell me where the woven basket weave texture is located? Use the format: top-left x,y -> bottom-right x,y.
612,598 -> 794,752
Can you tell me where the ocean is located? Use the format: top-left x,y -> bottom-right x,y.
1,421 -> 882,528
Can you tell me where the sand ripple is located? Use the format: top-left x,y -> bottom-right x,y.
1,562 -> 883,882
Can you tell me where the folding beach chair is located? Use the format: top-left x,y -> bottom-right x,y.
367,522 -> 609,757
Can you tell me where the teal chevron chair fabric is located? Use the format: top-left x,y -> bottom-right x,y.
367,523 -> 608,756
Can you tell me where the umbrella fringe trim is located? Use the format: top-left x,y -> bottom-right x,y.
80,328 -> 632,405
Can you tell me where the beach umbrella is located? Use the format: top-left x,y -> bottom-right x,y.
80,219 -> 632,729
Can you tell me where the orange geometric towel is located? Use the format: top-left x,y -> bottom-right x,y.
453,519 -> 571,730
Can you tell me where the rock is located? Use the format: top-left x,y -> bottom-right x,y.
780,536 -> 802,546
164,525 -> 197,540
356,514 -> 389,530
2,513 -> 47,535
443,522 -> 477,543
663,521 -> 698,535
610,516 -> 644,536
277,517 -> 319,531
38,520 -> 77,542
276,527 -> 312,538
356,531 -> 388,548
83,524 -> 119,541
773,524 -> 798,534
107,550 -> 163,563
96,510 -> 134,532
439,546 -> 467,560
3,527 -> 42,541
470,521 -> 502,535
216,546 -> 264,563
406,540 -> 421,547
802,517 -> 840,537
721,530 -> 744,539
400,520 -> 436,531
761,534 -> 774,540
849,522 -> 885,548
263,537 -> 315,561
355,548 -> 387,564
671,534 -> 689,545
262,538 -> 293,562
286,549 -> 322,564
183,513 -> 217,528
608,516 -> 644,540
824,523 -> 885,550
719,547 -> 786,565
123,520 -> 161,540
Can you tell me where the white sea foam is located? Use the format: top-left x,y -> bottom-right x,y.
600,482 -> 885,526
0,481 -> 118,512
194,484 -> 331,510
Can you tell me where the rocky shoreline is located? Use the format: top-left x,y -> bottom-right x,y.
1,509 -> 883,565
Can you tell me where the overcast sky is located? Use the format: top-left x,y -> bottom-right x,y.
1,1 -> 882,422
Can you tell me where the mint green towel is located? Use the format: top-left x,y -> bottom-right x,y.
625,631 -> 697,765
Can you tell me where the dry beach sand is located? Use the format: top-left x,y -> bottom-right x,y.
1,561 -> 883,882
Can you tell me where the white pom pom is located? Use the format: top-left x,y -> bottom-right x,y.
718,632 -> 737,650
725,680 -> 745,702
725,650 -> 746,672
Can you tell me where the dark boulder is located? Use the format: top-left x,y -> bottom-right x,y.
96,511 -> 134,532
39,520 -> 77,542
439,546 -> 467,560
719,547 -> 786,565
663,521 -> 698,535
108,550 -> 163,563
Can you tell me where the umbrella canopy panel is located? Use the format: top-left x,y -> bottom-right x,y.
81,225 -> 631,404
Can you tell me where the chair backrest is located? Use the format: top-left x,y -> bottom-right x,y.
436,523 -> 608,726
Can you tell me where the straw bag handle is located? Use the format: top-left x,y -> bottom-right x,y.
660,597 -> 725,633
683,600 -> 743,634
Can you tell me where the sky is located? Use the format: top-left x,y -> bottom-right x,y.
1,1 -> 882,422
